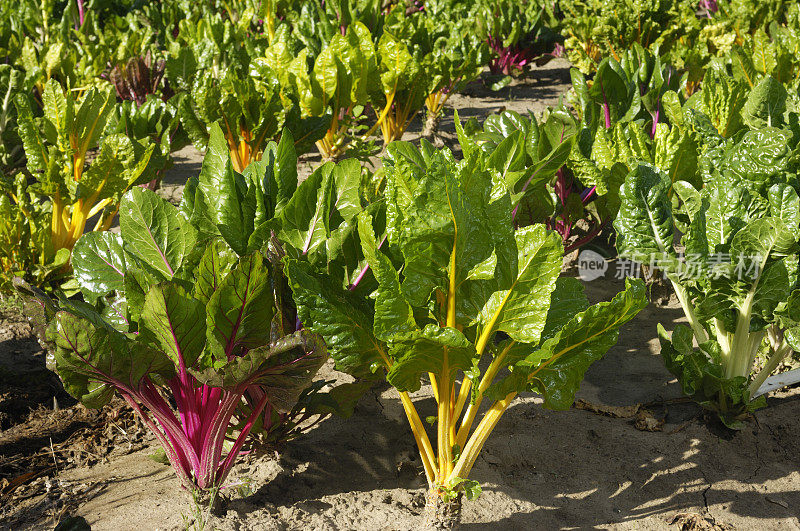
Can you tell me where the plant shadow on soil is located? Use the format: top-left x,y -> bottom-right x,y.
218,274 -> 800,528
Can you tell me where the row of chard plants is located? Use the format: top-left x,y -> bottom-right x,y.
3,0 -> 800,528
0,0 -> 559,292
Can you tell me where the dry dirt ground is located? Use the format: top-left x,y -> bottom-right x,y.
2,61 -> 800,530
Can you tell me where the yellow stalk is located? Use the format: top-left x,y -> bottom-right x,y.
74,156 -> 84,181
437,367 -> 452,479
455,341 -> 515,448
60,205 -> 71,239
437,91 -> 454,115
429,372 -> 440,403
450,392 -> 517,481
222,117 -> 245,172
425,93 -> 438,114
453,378 -> 471,424
446,248 -> 456,329
361,91 -> 396,142
86,197 -> 113,220
68,194 -> 96,247
400,392 -> 437,485
434,205 -> 459,482
375,343 -> 437,486
51,194 -> 64,249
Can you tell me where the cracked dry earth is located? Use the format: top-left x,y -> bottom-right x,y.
3,61 -> 800,529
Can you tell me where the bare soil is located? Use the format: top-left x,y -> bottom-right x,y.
3,60 -> 800,530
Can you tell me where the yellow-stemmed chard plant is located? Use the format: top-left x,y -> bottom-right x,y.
284,140 -> 646,529
14,79 -> 156,262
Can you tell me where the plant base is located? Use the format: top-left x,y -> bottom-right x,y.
422,112 -> 442,140
423,489 -> 462,530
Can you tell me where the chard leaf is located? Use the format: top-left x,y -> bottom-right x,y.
277,159 -> 362,261
539,277 -> 590,344
72,231 -> 126,299
73,87 -> 115,157
488,278 -> 646,408
723,128 -> 792,184
187,122 -> 256,255
284,258 -> 384,378
742,76 -> 787,129
120,188 -> 198,281
193,239 -> 238,305
768,184 -> 800,228
49,310 -> 170,407
358,212 -> 417,341
653,123 -> 699,189
192,331 -> 326,411
659,323 -> 710,397
79,134 -> 150,203
139,283 -> 206,370
614,163 -> 676,265
387,325 -> 475,393
477,225 -> 562,345
254,128 -> 298,218
206,252 -> 274,362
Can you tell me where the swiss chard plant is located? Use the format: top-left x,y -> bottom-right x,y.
105,95 -> 185,191
168,14 -> 326,170
0,65 -> 28,172
615,118 -> 800,426
9,79 -> 158,280
456,109 -> 619,252
476,0 -> 560,76
383,3 -> 489,137
284,140 -> 646,527
560,0 -> 684,75
178,122 -> 370,443
264,21 -> 380,159
0,171 -> 55,291
106,51 -> 170,106
16,184 -> 327,494
13,120 -> 377,493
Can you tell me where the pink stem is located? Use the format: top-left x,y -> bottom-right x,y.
216,391 -> 271,486
349,235 -> 387,290
76,0 -> 85,28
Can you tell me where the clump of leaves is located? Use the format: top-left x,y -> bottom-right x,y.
615,76 -> 800,426
107,51 -> 171,106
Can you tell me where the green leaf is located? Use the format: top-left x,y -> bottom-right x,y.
477,225 -> 562,345
74,87 -> 114,156
72,231 -> 126,299
742,77 -> 787,129
139,283 -> 207,369
488,278 -> 647,408
192,331 -> 326,411
387,325 -> 476,393
768,184 -> 800,228
206,252 -> 274,362
49,311 -> 169,407
357,212 -> 417,342
284,258 -> 384,378
193,239 -> 238,305
119,188 -> 198,280
187,122 -> 256,255
613,163 -> 676,265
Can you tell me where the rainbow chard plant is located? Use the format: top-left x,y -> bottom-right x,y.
457,109 -> 615,253
478,0 -> 559,76
16,182 -> 327,495
179,123 -> 372,444
107,51 -> 170,106
284,140 -> 646,528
